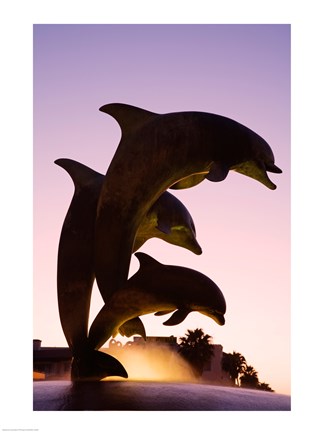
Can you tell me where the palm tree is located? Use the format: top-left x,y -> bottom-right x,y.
258,382 -> 274,392
178,328 -> 214,378
221,351 -> 246,386
240,365 -> 259,389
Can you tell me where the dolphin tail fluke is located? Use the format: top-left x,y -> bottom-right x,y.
71,349 -> 128,381
119,317 -> 147,340
99,103 -> 158,136
54,158 -> 103,189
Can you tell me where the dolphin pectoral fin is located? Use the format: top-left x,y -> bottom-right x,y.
71,349 -> 128,381
206,162 -> 229,182
170,173 -> 207,190
154,310 -> 176,316
119,317 -> 147,340
99,103 -> 157,136
163,308 -> 191,326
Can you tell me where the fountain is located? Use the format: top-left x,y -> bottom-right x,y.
34,103 -> 289,410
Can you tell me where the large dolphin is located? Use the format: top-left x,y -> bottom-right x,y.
88,252 -> 226,350
55,158 -> 201,377
95,103 -> 282,304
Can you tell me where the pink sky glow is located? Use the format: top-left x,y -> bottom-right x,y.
32,24 -> 291,395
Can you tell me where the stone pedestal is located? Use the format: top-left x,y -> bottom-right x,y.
33,381 -> 290,411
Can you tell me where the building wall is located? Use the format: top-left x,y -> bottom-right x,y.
33,339 -> 72,380
201,345 -> 232,385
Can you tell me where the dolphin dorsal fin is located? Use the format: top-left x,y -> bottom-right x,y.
134,252 -> 162,269
99,103 -> 158,137
54,158 -> 103,190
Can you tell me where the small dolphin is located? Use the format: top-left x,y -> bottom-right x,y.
88,252 -> 226,350
55,158 -> 201,373
95,103 -> 282,304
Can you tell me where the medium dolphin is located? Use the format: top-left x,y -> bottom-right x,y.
88,252 -> 226,350
95,103 -> 282,304
55,158 -> 201,373
134,190 -> 202,254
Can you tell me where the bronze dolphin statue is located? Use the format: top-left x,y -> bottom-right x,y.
55,158 -> 201,377
95,103 -> 282,305
88,252 -> 226,350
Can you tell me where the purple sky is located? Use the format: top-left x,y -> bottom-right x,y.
33,24 -> 291,395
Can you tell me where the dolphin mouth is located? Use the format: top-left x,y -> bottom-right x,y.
265,162 -> 282,174
203,310 -> 225,326
231,160 -> 281,190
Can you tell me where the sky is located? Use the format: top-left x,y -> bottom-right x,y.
33,23 -> 291,395
2,1 -> 324,429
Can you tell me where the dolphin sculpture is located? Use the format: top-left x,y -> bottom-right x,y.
95,103 -> 282,305
55,158 -> 202,377
88,252 -> 226,350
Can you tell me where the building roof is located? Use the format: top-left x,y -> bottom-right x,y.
33,347 -> 72,362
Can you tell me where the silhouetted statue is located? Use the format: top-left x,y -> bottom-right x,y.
55,103 -> 282,380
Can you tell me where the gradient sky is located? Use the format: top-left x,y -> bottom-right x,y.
32,24 -> 291,395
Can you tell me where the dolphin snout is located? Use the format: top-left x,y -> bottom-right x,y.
231,160 -> 281,190
195,245 -> 203,255
190,241 -> 203,255
265,179 -> 277,190
214,313 -> 225,326
203,310 -> 225,326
